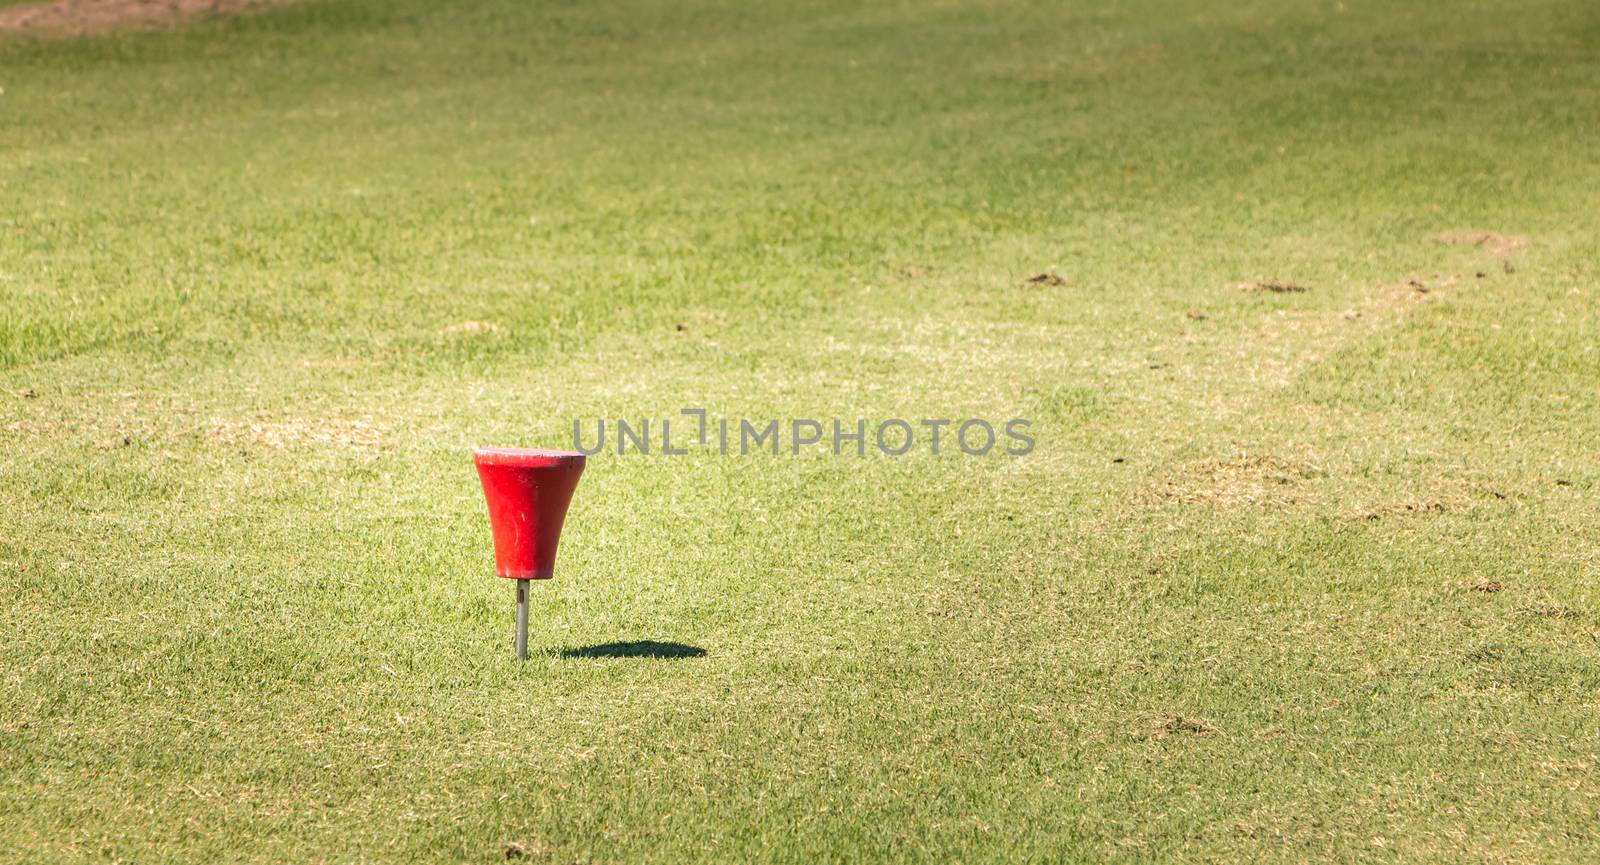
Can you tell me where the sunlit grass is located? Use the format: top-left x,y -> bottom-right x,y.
2,0 -> 1598,862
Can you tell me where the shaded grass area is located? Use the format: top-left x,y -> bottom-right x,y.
2,0 -> 1599,862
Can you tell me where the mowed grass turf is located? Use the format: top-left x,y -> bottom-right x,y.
3,0 -> 1600,861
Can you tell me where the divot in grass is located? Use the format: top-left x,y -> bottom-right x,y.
1147,715 -> 1222,739
1241,280 -> 1311,293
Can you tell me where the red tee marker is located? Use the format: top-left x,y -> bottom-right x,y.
473,447 -> 586,659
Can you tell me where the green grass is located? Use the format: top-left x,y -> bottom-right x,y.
3,0 -> 1599,861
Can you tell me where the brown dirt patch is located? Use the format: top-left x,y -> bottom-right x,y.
0,0 -> 285,37
1432,230 -> 1528,257
1025,272 -> 1068,287
502,841 -> 549,860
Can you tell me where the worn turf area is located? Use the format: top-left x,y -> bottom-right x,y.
2,0 -> 1598,862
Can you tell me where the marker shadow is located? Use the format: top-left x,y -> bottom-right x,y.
556,640 -> 707,659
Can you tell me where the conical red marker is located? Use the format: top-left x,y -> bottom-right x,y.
473,447 -> 586,659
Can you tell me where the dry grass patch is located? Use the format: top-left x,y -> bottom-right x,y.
210,412 -> 388,453
441,320 -> 500,335
1377,275 -> 1451,299
1152,454 -> 1326,507
1433,229 -> 1529,257
1348,498 -> 1456,520
0,0 -> 287,36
